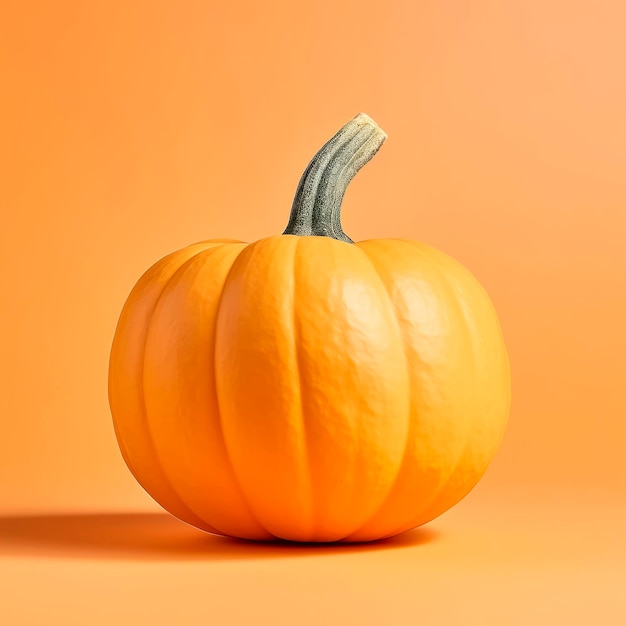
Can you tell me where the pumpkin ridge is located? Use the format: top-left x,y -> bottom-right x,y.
145,242 -> 274,539
109,243 -> 216,510
411,243 -> 509,521
140,245 -> 228,534
338,243 -> 414,541
380,239 -> 484,535
291,237 -> 317,540
211,241 -> 275,540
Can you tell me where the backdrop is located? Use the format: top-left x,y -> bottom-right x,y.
1,0 -> 624,623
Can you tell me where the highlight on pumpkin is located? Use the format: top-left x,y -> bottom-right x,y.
108,113 -> 511,542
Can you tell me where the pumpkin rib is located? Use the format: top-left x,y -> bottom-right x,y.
289,238 -> 412,541
140,244 -> 229,535
413,242 -> 479,520
211,242 -> 277,540
415,242 -> 510,510
143,242 -> 274,540
340,238 -> 488,540
383,240 -> 476,534
425,247 -> 509,407
379,239 -> 494,536
338,243 -> 414,541
291,238 -> 316,540
110,243 -> 220,533
202,243 -> 276,539
214,237 -> 320,540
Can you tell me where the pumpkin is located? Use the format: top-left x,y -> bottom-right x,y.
108,113 -> 511,542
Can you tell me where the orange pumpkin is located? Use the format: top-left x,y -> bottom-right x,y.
108,113 -> 510,542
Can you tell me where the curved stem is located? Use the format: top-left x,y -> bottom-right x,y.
283,113 -> 387,243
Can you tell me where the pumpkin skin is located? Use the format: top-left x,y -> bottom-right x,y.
108,115 -> 510,542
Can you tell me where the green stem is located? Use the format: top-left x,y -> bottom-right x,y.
283,113 -> 387,243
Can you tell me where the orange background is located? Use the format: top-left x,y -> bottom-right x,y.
1,1 -> 624,623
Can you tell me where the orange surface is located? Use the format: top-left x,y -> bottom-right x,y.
1,0 -> 624,624
109,231 -> 510,543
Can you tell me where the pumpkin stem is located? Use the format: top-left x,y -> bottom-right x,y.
282,113 -> 387,243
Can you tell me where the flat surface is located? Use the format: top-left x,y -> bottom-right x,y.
2,487 -> 624,625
